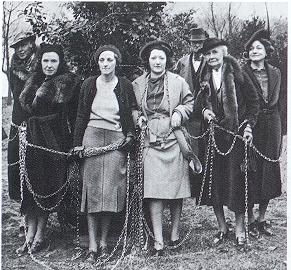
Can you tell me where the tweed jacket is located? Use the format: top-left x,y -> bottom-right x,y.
131,71 -> 194,126
196,55 -> 259,132
74,76 -> 136,146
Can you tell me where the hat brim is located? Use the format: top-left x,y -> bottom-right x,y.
198,40 -> 228,54
10,36 -> 36,48
139,40 -> 173,61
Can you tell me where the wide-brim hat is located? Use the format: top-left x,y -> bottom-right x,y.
10,31 -> 36,48
244,29 -> 274,52
190,27 -> 208,42
198,38 -> 228,54
139,40 -> 173,62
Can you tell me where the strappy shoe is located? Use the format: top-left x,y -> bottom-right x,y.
248,221 -> 260,238
235,236 -> 246,250
85,250 -> 98,264
213,230 -> 229,245
150,247 -> 164,256
16,241 -> 32,256
257,221 -> 274,236
99,245 -> 109,259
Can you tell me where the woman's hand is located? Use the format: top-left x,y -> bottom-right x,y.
137,116 -> 147,130
171,111 -> 182,128
68,146 -> 85,161
203,109 -> 216,123
243,124 -> 253,144
120,135 -> 134,152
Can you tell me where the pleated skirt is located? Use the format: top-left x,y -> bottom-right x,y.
81,126 -> 126,213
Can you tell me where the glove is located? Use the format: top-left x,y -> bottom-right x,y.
243,124 -> 253,144
137,116 -> 147,130
171,111 -> 182,128
203,109 -> 216,123
120,136 -> 134,152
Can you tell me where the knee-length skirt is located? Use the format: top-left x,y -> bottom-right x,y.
81,126 -> 126,213
143,138 -> 190,199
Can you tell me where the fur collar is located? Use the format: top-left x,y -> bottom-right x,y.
20,72 -> 81,113
201,55 -> 243,132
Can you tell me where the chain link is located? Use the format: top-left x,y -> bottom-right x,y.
13,115 -> 283,268
244,141 -> 250,245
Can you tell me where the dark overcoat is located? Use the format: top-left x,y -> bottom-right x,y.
194,56 -> 259,213
174,53 -> 206,155
8,53 -> 38,200
243,62 -> 282,202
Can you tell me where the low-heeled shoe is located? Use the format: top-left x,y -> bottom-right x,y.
248,221 -> 260,238
213,230 -> 229,245
257,221 -> 274,236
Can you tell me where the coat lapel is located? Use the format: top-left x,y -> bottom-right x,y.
245,65 -> 265,101
266,63 -> 279,104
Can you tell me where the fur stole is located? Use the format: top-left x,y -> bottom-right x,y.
19,72 -> 81,113
201,55 -> 244,132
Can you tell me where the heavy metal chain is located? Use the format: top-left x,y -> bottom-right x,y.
244,140 -> 250,245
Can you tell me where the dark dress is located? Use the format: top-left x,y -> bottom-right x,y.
243,62 -> 282,203
19,71 -> 81,214
193,56 -> 259,213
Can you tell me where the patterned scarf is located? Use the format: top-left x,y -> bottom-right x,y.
10,52 -> 38,81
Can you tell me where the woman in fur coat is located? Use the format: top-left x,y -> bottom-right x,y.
243,29 -> 282,237
17,44 -> 82,254
194,38 -> 259,247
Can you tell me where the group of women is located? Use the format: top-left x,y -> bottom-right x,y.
9,29 -> 282,262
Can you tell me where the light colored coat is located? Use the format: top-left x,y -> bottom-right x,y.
132,71 -> 194,125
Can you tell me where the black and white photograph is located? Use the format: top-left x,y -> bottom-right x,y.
1,1 -> 288,269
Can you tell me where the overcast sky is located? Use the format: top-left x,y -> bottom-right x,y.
41,1 -> 288,20
165,2 -> 288,19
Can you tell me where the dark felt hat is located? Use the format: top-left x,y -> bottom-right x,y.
244,29 -> 274,53
39,43 -> 65,61
190,27 -> 208,42
198,38 -> 228,54
139,40 -> 173,62
94,44 -> 122,64
10,31 -> 36,48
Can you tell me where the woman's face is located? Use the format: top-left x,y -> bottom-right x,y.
205,46 -> 224,69
98,51 -> 116,75
249,40 -> 267,62
149,49 -> 167,75
41,52 -> 60,76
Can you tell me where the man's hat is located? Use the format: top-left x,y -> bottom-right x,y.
198,38 -> 228,54
10,31 -> 36,48
190,28 -> 208,42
